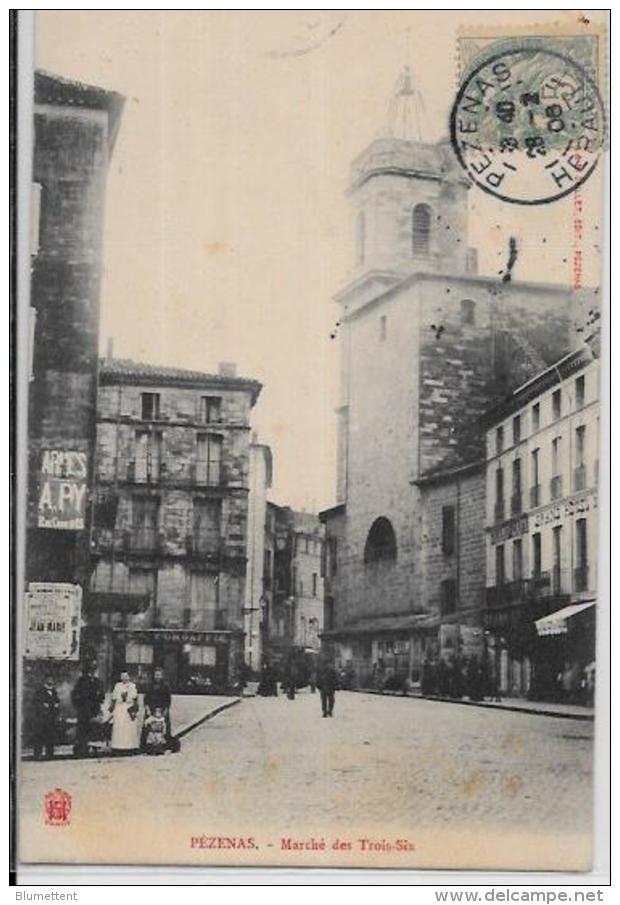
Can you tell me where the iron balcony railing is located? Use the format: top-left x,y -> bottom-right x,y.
485,569 -> 574,607
92,526 -> 163,554
129,457 -> 160,484
529,484 -> 541,508
550,474 -> 563,501
95,456 -> 224,488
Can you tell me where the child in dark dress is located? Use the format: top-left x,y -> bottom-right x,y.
143,706 -> 167,755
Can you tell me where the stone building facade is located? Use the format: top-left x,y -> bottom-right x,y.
23,72 -> 123,735
483,339 -> 599,700
90,357 -> 262,691
261,505 -> 324,665
290,512 -> 324,653
321,74 -> 593,684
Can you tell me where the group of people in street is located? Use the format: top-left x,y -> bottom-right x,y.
32,662 -> 175,760
420,654 -> 496,701
256,657 -> 339,717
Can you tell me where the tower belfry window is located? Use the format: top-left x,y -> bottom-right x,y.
412,204 -> 431,256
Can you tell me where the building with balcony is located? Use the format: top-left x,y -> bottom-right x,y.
89,356 -> 262,691
483,338 -> 599,699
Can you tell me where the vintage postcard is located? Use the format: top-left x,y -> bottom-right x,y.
15,10 -> 608,874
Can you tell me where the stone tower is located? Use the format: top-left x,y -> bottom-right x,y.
342,68 -> 473,318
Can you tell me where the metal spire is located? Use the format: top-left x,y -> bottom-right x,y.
387,64 -> 426,142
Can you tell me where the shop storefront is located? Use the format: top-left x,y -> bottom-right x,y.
110,627 -> 244,693
534,600 -> 596,704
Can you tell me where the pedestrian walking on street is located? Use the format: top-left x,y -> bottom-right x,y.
317,660 -> 338,717
33,675 -> 60,759
109,669 -> 140,754
143,666 -> 172,747
71,660 -> 105,757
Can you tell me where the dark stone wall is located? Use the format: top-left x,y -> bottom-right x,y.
418,278 -> 576,476
27,105 -> 111,585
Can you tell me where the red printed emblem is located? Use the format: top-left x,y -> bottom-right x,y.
44,788 -> 72,826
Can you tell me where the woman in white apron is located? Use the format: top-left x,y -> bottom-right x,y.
109,670 -> 140,753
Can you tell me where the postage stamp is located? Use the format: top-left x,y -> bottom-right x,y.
450,36 -> 606,205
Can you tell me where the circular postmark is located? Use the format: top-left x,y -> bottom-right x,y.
450,47 -> 605,204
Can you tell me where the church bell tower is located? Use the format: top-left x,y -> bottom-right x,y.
339,67 -> 472,313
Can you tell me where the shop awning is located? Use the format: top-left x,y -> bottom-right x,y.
535,601 -> 596,637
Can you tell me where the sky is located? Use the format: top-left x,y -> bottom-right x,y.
35,11 -> 604,512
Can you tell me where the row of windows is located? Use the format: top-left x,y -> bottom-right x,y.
113,497 -> 223,542
139,392 -> 222,424
494,517 -> 589,589
294,573 -> 320,598
494,375 -> 587,454
116,429 -> 224,485
295,535 -> 323,557
494,423 -> 593,518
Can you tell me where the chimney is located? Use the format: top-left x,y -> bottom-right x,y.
106,337 -> 114,360
218,361 -> 237,378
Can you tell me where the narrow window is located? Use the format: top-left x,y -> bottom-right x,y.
532,533 -> 542,578
461,299 -> 476,325
141,392 -> 160,421
530,448 -> 540,507
575,374 -> 585,410
575,518 -> 588,590
192,499 -> 222,554
551,436 -> 562,499
512,415 -> 521,445
496,425 -> 504,454
512,538 -> 523,582
197,433 -> 223,486
312,573 -> 318,597
575,425 -> 586,467
574,425 -> 586,490
552,389 -> 562,421
551,436 -> 562,473
552,525 -> 562,592
199,395 -> 221,424
441,505 -> 455,555
495,467 -> 504,521
531,403 -> 540,432
495,545 -> 505,586
511,458 -> 522,514
412,203 -> 431,255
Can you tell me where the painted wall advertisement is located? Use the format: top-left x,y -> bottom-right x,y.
24,582 -> 82,660
37,449 -> 88,530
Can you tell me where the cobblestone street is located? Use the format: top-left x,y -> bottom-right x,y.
19,691 -> 594,871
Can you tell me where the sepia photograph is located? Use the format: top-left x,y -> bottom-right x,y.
13,9 -> 609,878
